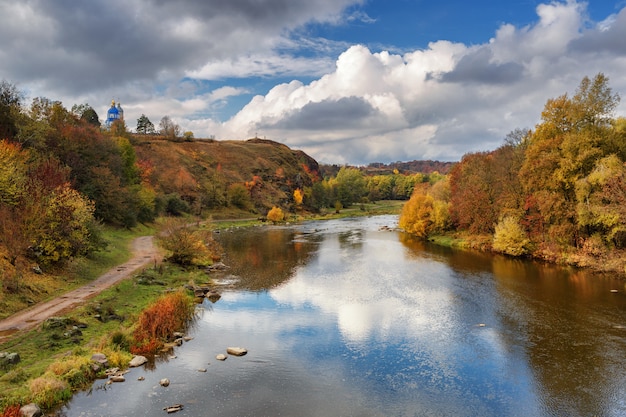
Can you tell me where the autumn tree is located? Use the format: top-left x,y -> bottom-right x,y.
493,216 -> 531,256
267,206 -> 285,223
520,73 -> 620,247
293,188 -> 303,209
157,218 -> 220,266
399,181 -> 450,238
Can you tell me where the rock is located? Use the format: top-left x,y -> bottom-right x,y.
227,347 -> 248,357
206,291 -> 221,303
32,265 -> 43,275
129,355 -> 148,367
216,354 -> 227,361
19,403 -> 42,417
42,316 -> 70,329
109,375 -> 125,383
207,262 -> 228,271
198,368 -> 207,372
91,353 -> 108,367
183,336 -> 194,342
172,331 -> 185,338
160,378 -> 170,387
104,367 -> 120,376
173,338 -> 183,346
0,352 -> 21,365
163,404 -> 184,413
138,376 -> 145,381
610,289 -> 619,293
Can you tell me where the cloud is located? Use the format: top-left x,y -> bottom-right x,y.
439,47 -> 524,84
209,1 -> 626,164
1,0 -> 626,165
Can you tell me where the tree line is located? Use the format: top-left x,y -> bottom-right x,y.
400,73 -> 626,268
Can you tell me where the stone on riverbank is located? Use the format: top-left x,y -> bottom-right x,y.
129,355 -> 148,367
19,403 -> 42,417
227,347 -> 247,356
216,354 -> 227,361
110,375 -> 125,383
160,378 -> 170,387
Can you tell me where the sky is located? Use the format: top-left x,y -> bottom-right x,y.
1,0 -> 626,165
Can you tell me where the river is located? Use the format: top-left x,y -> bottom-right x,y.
59,215 -> 626,417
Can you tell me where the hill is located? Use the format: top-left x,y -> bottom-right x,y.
132,136 -> 321,215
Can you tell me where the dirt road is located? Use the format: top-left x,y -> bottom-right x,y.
0,235 -> 160,343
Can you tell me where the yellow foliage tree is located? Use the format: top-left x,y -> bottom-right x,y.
399,191 -> 434,238
0,140 -> 28,205
293,188 -> 303,207
267,206 -> 284,223
492,216 -> 531,256
399,183 -> 450,238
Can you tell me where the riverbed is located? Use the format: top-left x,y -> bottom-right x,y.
60,215 -> 626,417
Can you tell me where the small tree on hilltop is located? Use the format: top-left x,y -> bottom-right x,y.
136,114 -> 155,134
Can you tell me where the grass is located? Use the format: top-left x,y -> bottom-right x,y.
0,261 -> 198,412
0,224 -> 154,320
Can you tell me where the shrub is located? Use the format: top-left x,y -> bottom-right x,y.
158,218 -> 220,265
266,206 -> 284,223
493,216 -> 531,256
131,290 -> 194,355
0,404 -> 21,417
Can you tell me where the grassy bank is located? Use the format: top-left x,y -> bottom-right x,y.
0,263 -> 199,411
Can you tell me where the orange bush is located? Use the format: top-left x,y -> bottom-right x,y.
131,290 -> 194,355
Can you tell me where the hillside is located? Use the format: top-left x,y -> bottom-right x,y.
132,137 -> 321,215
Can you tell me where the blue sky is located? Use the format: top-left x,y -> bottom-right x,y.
1,0 -> 626,164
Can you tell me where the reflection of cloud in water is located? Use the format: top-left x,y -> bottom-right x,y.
270,230 -> 457,346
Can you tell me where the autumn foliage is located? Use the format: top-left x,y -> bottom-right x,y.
267,206 -> 285,223
401,73 -> 626,271
131,290 -> 194,355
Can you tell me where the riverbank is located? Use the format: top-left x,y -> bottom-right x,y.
427,232 -> 626,278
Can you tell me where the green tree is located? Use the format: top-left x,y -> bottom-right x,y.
0,79 -> 22,140
227,183 -> 252,210
136,114 -> 155,134
71,103 -> 100,127
334,166 -> 366,207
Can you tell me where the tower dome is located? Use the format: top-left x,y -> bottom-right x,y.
105,99 -> 123,128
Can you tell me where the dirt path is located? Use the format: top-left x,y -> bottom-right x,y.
0,235 -> 160,343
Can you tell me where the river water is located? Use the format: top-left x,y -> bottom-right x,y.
60,215 -> 626,417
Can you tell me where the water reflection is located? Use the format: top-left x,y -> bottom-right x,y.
61,215 -> 626,417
